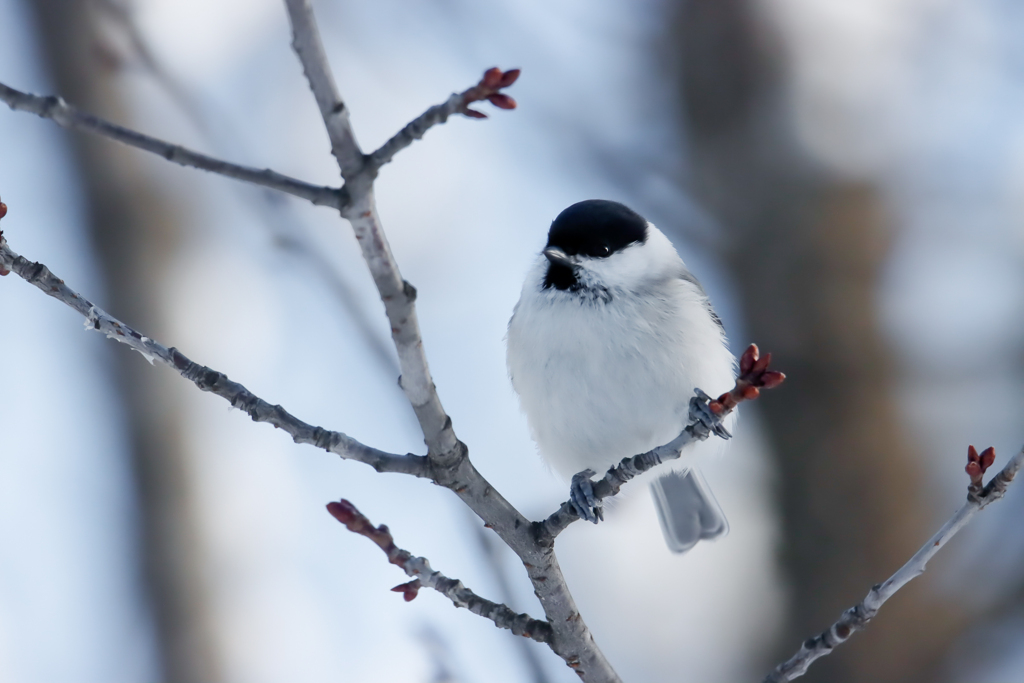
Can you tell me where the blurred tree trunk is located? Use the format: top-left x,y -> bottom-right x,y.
667,2 -> 968,681
27,1 -> 221,681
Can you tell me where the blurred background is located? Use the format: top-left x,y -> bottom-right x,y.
2,0 -> 1024,681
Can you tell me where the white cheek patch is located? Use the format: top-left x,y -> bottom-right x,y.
582,225 -> 684,291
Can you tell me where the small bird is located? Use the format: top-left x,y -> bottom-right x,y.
507,199 -> 737,553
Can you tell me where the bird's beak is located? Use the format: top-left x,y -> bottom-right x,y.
543,247 -> 576,269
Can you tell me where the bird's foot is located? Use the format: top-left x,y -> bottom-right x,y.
688,388 -> 733,441
569,469 -> 604,524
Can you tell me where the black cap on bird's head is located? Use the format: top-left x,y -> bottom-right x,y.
546,200 -> 647,257
543,200 -> 648,291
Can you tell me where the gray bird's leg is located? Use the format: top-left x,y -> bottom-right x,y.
688,388 -> 732,441
569,469 -> 604,523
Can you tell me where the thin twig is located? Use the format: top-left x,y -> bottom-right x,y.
764,446 -> 1024,683
86,4 -> 402,378
282,0 -> 363,178
0,81 -> 347,210
0,234 -> 424,477
538,344 -> 785,541
366,68 -> 520,173
327,499 -> 553,643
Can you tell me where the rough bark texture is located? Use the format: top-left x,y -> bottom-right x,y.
668,1 -> 968,681
26,1 -> 220,681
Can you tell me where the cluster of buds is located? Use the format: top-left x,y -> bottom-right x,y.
709,343 -> 786,415
460,67 -> 520,119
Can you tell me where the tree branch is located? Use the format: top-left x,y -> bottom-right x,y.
277,5 -> 622,679
469,512 -> 553,683
538,344 -> 785,541
365,67 -> 520,174
764,445 -> 1024,683
327,499 -> 554,643
1,4 -> 637,673
0,192 -> 612,679
284,0 -> 467,468
0,232 -> 424,478
282,0 -> 363,178
0,82 -> 347,210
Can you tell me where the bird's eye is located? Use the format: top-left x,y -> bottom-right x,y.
597,245 -> 610,257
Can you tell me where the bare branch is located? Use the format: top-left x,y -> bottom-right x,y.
0,82 -> 347,210
0,188 -> 617,678
1,3 -> 620,671
764,445 -> 1024,683
366,67 -> 521,173
538,344 -> 785,541
276,7 -> 622,677
282,0 -> 462,468
283,0 -> 363,178
0,232 -> 424,478
327,499 -> 553,643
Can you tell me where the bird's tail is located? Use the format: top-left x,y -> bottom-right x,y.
650,468 -> 729,554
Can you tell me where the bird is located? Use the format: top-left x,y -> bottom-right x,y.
506,199 -> 737,553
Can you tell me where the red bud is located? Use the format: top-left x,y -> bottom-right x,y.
0,201 -> 7,219
482,67 -> 503,89
487,93 -> 517,109
463,108 -> 488,119
499,69 -> 521,87
739,344 -> 758,375
752,351 -> 771,375
326,500 -> 358,524
391,580 -> 421,601
980,447 -> 996,470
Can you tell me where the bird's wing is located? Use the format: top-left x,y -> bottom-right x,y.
650,468 -> 729,554
678,268 -> 725,331
677,267 -> 707,294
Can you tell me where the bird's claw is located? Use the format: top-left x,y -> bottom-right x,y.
688,388 -> 732,440
570,469 -> 604,523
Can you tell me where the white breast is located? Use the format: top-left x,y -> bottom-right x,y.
507,247 -> 735,479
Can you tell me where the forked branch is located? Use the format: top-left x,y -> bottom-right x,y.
327,499 -> 553,643
279,7 -> 618,678
0,225 -> 424,478
0,2 -> 791,675
0,83 -> 347,209
367,67 -> 520,172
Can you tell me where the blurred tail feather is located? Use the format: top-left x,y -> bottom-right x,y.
651,468 -> 729,554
